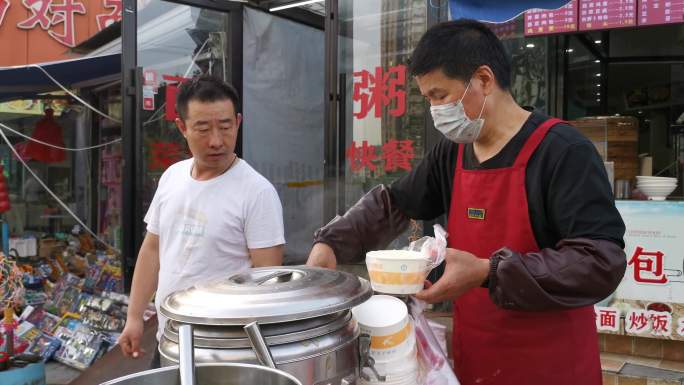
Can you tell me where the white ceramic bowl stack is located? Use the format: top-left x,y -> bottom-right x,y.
352,295 -> 420,385
636,176 -> 678,201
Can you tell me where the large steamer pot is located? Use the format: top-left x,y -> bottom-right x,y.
159,267 -> 373,385
101,363 -> 302,385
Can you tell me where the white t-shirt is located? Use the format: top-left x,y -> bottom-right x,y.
144,158 -> 285,340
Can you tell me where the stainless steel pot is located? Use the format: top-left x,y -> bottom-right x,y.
100,363 -> 303,385
159,267 -> 373,385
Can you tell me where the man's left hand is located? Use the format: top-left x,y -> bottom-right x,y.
415,248 -> 490,303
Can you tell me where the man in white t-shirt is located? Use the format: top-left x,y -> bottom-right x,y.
118,76 -> 285,363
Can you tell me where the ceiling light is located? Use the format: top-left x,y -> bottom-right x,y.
270,0 -> 324,12
595,59 -> 601,63
596,73 -> 601,77
596,92 -> 601,96
594,39 -> 602,44
596,99 -> 601,102
596,83 -> 601,87
566,48 -> 574,53
526,43 -> 535,48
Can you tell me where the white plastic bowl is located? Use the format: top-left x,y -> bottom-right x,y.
365,250 -> 430,294
638,184 -> 677,200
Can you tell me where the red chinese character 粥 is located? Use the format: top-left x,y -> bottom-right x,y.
381,139 -> 414,172
96,0 -> 121,30
48,0 -> 86,47
0,0 -> 10,27
352,65 -> 406,119
17,0 -> 52,29
346,141 -> 377,172
163,75 -> 191,121
626,310 -> 651,334
597,308 -> 619,332
628,246 -> 668,284
651,312 -> 672,336
148,142 -> 185,171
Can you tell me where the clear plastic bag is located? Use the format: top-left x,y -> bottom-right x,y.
409,296 -> 460,385
406,224 -> 448,272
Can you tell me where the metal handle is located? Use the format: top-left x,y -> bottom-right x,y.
178,324 -> 196,385
244,321 -> 277,368
254,271 -> 293,285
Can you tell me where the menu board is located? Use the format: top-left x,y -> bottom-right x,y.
486,19 -> 521,40
524,0 -> 579,36
579,0 -> 637,30
639,0 -> 684,26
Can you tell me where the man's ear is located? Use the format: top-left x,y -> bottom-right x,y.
236,113 -> 242,131
176,118 -> 188,138
474,65 -> 496,96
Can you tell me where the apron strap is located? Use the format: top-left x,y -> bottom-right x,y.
514,117 -> 564,167
456,143 -> 465,170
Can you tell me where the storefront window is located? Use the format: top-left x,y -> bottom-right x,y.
337,0 -> 429,246
137,0 -> 232,215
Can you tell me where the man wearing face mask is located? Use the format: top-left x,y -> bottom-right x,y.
307,19 -> 626,385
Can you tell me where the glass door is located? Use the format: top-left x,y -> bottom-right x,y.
136,0 -> 233,215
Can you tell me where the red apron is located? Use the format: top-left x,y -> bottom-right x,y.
447,118 -> 601,385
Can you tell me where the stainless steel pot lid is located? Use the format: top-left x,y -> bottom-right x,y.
160,266 -> 372,325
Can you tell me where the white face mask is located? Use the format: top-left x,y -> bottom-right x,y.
430,81 -> 487,144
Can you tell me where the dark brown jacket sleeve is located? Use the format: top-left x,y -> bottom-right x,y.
313,185 -> 410,264
488,238 -> 626,310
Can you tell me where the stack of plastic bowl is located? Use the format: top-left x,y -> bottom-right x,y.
352,295 -> 420,385
365,250 -> 431,294
636,176 -> 678,200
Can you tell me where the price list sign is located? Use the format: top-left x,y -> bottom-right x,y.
524,0 -> 578,36
639,0 -> 684,26
580,0 -> 637,30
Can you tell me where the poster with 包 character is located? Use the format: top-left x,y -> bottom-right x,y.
595,201 -> 684,340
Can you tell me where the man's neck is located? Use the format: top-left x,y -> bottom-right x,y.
473,93 -> 531,163
191,154 -> 237,181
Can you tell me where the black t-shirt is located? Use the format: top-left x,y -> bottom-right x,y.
389,111 -> 625,250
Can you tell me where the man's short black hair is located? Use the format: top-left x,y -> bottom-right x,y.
176,75 -> 241,120
408,19 -> 511,90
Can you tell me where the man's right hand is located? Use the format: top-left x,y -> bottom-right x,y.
119,318 -> 145,358
307,243 -> 338,269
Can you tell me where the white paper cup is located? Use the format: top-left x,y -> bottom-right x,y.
366,250 -> 431,294
352,295 -> 413,360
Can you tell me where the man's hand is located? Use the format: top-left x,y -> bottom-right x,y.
118,317 -> 145,358
415,248 -> 490,303
307,243 -> 338,269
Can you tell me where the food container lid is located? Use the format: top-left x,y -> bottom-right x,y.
161,266 -> 372,325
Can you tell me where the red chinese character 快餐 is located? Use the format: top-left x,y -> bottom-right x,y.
352,65 -> 406,119
148,142 -> 186,171
381,139 -> 414,172
346,141 -> 377,172
0,0 -> 11,28
626,310 -> 651,334
17,0 -> 52,29
49,0 -> 86,47
96,0 -> 121,31
627,246 -> 668,284
163,75 -> 192,121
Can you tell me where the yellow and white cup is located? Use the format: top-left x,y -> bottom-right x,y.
365,250 -> 431,294
352,295 -> 413,361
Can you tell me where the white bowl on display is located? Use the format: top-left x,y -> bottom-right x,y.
637,184 -> 677,201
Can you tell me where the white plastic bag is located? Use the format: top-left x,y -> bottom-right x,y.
409,297 -> 460,385
407,224 -> 448,272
